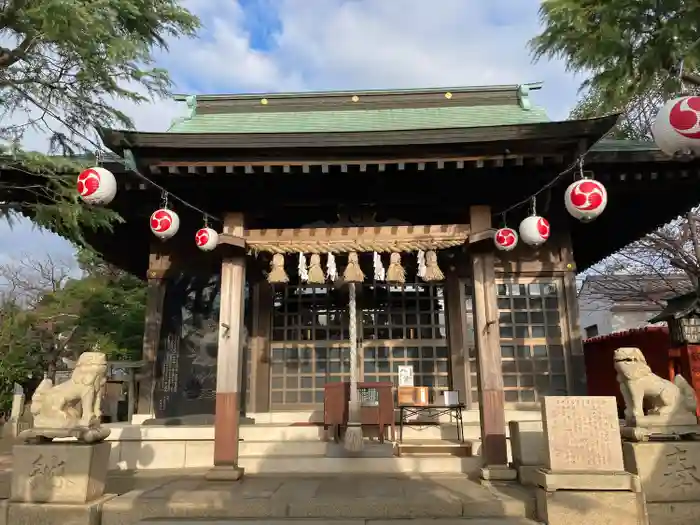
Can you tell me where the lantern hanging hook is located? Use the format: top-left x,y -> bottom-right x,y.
530,196 -> 537,216
160,191 -> 169,209
578,157 -> 585,180
94,149 -> 103,166
501,212 -> 507,227
203,215 -> 210,228
678,58 -> 688,94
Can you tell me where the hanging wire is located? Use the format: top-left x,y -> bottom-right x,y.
9,85 -> 220,223
493,133 -> 609,217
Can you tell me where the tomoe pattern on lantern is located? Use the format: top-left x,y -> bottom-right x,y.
150,208 -> 180,238
652,96 -> 700,156
494,227 -> 518,251
76,167 -> 117,205
565,179 -> 607,221
195,227 -> 219,251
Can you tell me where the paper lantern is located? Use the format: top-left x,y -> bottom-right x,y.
493,227 -> 518,251
564,179 -> 608,222
651,96 -> 700,157
519,215 -> 550,246
195,227 -> 219,251
150,208 -> 180,240
76,167 -> 117,205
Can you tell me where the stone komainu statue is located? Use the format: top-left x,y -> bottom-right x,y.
614,346 -> 697,426
30,351 -> 107,429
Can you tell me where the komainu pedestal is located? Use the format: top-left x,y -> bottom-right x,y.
1,351 -> 116,525
534,396 -> 648,525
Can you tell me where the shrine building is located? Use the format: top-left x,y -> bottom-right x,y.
26,83 -> 700,474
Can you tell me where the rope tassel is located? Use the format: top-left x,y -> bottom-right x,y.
386,252 -> 405,285
422,250 -> 445,282
307,253 -> 326,284
343,252 -> 365,283
267,253 -> 289,284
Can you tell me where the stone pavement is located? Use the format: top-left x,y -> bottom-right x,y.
101,474 -> 538,523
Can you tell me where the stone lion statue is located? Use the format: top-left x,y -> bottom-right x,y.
30,351 -> 107,429
614,346 -> 697,426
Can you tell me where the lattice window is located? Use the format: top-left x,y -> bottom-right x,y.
465,278 -> 568,405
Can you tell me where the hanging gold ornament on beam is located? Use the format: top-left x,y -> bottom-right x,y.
307,253 -> 326,284
343,252 -> 365,283
386,252 -> 405,285
422,250 -> 445,282
267,253 -> 289,284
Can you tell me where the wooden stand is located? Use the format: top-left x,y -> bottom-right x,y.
324,381 -> 395,443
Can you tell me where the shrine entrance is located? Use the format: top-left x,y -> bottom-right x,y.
269,277 -> 450,409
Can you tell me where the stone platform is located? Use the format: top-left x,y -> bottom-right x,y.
99,474 -> 537,524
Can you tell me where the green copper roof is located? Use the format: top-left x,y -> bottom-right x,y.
167,105 -> 550,134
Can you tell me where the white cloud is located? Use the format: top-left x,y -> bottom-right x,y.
1,0 -> 585,264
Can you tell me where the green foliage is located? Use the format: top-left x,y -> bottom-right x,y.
530,0 -> 700,138
0,0 -> 199,243
0,250 -> 146,411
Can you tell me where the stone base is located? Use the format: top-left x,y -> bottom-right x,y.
648,501 -> 700,525
517,465 -> 540,486
205,465 -> 245,481
536,488 -> 649,525
623,441 -> 700,503
11,441 -> 110,503
480,464 -> 517,482
19,426 -> 110,444
0,494 -> 115,525
533,468 -> 641,492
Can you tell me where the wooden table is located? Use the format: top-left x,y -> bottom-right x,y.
398,403 -> 466,443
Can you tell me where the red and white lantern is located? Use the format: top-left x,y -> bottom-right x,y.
519,215 -> 550,246
76,167 -> 117,205
493,227 -> 518,251
564,179 -> 608,222
195,227 -> 219,251
652,96 -> 700,157
150,208 -> 180,240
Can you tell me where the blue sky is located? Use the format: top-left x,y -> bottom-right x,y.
1,0 -> 585,265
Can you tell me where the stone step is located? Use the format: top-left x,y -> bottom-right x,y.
397,440 -> 473,457
247,409 -> 543,425
239,456 -> 483,475
139,517 -> 538,525
240,440 -> 329,457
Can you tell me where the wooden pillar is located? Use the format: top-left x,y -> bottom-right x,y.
207,212 -> 247,481
135,250 -> 169,420
445,271 -> 469,407
469,205 -> 508,468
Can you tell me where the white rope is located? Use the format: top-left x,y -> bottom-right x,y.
348,282 -> 359,404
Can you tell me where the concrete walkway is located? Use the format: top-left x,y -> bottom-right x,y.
101,474 -> 538,523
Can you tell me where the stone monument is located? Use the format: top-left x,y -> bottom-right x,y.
533,396 -> 647,525
2,383 -> 26,439
615,346 -> 700,524
1,351 -> 116,525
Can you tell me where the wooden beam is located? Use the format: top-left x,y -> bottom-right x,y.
243,224 -> 470,253
207,212 -> 246,481
469,205 -> 508,470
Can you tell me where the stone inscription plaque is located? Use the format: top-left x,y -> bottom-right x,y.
541,396 -> 624,472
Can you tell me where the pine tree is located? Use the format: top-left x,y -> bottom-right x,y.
530,0 -> 700,139
0,0 -> 199,243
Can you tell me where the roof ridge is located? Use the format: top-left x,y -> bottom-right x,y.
173,82 -> 544,101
